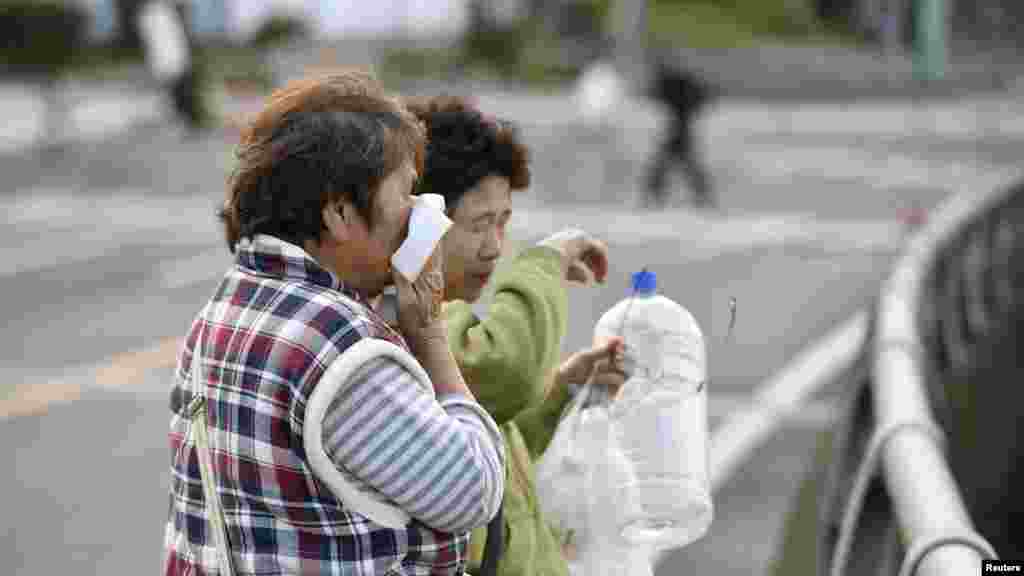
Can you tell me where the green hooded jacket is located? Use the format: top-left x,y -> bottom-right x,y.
443,246 -> 573,576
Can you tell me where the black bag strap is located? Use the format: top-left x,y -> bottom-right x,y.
478,501 -> 504,576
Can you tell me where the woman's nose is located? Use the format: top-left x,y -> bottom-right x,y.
480,227 -> 503,260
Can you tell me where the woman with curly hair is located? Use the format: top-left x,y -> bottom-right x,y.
403,94 -> 627,576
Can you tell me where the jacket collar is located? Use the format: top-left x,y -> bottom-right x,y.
236,234 -> 369,306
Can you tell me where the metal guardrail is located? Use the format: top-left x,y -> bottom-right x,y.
868,176 -> 1023,575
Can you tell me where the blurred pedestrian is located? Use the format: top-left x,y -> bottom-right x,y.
405,94 -> 626,576
137,0 -> 209,132
645,58 -> 717,209
163,71 -> 505,575
574,58 -> 625,129
570,55 -> 635,200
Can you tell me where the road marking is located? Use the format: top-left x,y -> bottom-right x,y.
4,88 -> 1021,156
91,337 -> 183,392
0,188 -> 221,279
2,188 -> 219,235
478,92 -> 1024,139
9,134 -> 1014,284
0,227 -> 128,278
0,378 -> 83,420
709,310 -> 868,492
704,99 -> 1024,140
0,88 -> 163,154
716,143 -> 1016,193
3,332 -> 844,432
70,94 -> 163,141
150,207 -> 905,291
0,337 -> 183,421
511,205 -> 906,256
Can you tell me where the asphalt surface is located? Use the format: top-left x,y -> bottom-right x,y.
2,68 -> 1023,576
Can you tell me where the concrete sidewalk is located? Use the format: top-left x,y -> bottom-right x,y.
0,81 -> 167,155
5,39 -> 1022,157
670,43 -> 1024,101
6,74 -> 1019,159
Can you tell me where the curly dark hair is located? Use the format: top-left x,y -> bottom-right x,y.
405,95 -> 529,212
219,70 -> 425,252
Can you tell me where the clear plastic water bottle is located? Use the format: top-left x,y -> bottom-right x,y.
595,270 -> 713,549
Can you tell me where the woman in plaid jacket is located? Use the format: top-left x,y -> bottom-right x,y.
162,70 -> 505,575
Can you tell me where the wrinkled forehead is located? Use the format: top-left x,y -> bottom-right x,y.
454,175 -> 512,217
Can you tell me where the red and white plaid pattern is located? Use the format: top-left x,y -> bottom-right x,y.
162,235 -> 469,575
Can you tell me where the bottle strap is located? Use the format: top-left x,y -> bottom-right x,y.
478,502 -> 504,576
185,305 -> 236,576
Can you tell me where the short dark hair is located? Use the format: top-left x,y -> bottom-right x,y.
219,70 -> 425,252
405,95 -> 529,212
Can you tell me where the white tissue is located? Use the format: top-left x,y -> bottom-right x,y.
390,194 -> 453,282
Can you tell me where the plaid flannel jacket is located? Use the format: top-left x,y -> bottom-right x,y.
162,235 -> 503,575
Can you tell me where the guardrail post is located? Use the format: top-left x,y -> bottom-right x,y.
914,0 -> 948,81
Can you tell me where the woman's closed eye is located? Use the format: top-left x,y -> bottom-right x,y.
470,210 -> 510,234
470,216 -> 494,234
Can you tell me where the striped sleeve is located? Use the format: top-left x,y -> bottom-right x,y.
321,357 -> 505,534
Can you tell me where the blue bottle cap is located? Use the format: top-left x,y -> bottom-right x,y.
631,270 -> 657,295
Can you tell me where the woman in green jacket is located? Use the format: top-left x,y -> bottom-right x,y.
404,95 -> 626,576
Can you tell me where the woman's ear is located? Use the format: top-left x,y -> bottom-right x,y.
322,201 -> 351,242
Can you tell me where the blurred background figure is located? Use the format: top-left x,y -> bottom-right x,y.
574,57 -> 625,128
644,54 -> 716,210
0,0 -> 87,156
136,0 -> 209,133
570,50 -> 633,202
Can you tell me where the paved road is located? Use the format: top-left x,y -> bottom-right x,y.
1,89 -> 1021,576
